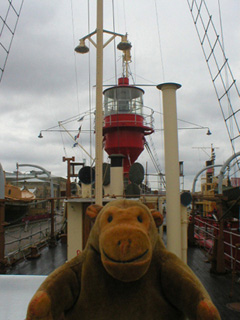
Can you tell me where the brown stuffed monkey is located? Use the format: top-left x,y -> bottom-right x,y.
26,199 -> 221,320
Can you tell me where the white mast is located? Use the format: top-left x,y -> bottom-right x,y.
74,0 -> 131,205
95,0 -> 104,205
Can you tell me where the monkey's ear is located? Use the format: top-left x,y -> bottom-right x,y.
86,204 -> 103,220
150,210 -> 163,227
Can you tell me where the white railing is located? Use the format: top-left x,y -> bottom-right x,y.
223,228 -> 240,270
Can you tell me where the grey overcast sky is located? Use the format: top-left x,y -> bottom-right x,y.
0,0 -> 240,190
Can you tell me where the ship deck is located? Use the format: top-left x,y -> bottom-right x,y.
5,241 -> 240,320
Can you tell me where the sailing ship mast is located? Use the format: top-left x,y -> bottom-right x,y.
74,0 -> 132,205
95,0 -> 104,206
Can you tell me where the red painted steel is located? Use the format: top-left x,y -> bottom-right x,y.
103,115 -> 153,174
103,78 -> 154,175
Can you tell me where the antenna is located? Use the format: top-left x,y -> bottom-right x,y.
192,145 -> 219,159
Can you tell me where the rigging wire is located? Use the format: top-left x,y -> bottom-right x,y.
112,0 -> 122,154
217,2 -> 239,179
41,111 -> 94,131
0,0 -> 25,83
217,0 -> 233,144
58,110 -> 90,125
187,0 -> 240,160
57,0 -> 82,159
153,108 -> 211,131
122,0 -> 127,33
153,0 -> 165,154
88,0 -> 93,167
59,124 -> 67,157
154,0 -> 165,82
112,0 -> 118,84
130,73 -> 156,85
217,0 -> 224,48
128,64 -> 135,85
70,0 -> 80,114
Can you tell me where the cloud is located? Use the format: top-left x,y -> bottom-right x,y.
0,0 -> 239,191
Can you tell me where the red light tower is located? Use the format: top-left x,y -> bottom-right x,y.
103,77 -> 154,175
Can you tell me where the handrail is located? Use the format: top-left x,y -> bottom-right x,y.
193,215 -> 240,270
4,215 -> 64,265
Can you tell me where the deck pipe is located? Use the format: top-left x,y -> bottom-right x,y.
0,163 -> 5,273
157,83 -> 182,259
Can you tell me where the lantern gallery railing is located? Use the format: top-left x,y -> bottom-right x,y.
103,105 -> 155,130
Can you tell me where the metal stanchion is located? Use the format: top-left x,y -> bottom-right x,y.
49,199 -> 57,247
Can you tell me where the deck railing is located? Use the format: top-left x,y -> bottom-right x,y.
4,214 -> 64,265
194,216 -> 240,271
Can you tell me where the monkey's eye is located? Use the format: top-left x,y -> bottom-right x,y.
107,215 -> 113,223
137,215 -> 143,223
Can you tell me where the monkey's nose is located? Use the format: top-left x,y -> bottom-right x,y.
117,239 -> 132,256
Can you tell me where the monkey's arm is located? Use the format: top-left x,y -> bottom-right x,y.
159,250 -> 221,320
26,255 -> 83,320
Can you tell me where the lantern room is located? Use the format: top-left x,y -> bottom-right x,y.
104,77 -> 144,116
103,77 -> 154,175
